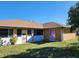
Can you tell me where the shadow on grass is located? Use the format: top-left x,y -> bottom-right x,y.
30,41 -> 52,45
71,42 -> 79,46
30,40 -> 56,45
3,44 -> 79,58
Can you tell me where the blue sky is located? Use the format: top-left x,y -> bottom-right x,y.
0,1 -> 77,24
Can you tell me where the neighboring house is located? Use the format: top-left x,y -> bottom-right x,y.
0,20 -> 76,45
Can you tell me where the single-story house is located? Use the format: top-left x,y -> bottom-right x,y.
0,20 -> 76,45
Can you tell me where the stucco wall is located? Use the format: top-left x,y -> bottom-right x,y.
63,33 -> 76,40
43,28 -> 63,41
49,29 -> 56,41
16,37 -> 22,44
43,29 -> 50,41
22,29 -> 27,43
55,28 -> 63,41
13,29 -> 17,37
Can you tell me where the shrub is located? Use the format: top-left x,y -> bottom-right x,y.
77,36 -> 79,41
10,36 -> 17,45
0,37 -> 2,46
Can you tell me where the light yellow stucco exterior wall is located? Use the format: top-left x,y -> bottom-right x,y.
43,28 -> 63,41
63,33 -> 76,41
13,28 -> 17,37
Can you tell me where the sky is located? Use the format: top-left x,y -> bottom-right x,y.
0,1 -> 77,24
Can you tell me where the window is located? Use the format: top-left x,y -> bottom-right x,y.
34,29 -> 43,35
0,29 -> 8,37
9,29 -> 13,37
22,30 -> 27,35
27,29 -> 32,35
17,29 -> 22,36
22,33 -> 26,35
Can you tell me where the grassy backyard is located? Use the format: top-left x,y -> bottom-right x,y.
0,39 -> 79,58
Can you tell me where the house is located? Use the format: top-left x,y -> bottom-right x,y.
0,20 -> 76,45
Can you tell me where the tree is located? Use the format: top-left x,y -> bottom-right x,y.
67,2 -> 79,30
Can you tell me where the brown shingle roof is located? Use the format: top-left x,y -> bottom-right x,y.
43,22 -> 63,28
0,20 -> 64,29
0,20 -> 43,28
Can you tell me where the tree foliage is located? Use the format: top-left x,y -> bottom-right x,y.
67,2 -> 79,30
10,36 -> 16,45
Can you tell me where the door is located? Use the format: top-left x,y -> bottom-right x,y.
49,30 -> 55,41
22,30 -> 27,43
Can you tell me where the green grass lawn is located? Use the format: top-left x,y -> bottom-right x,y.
0,39 -> 79,58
